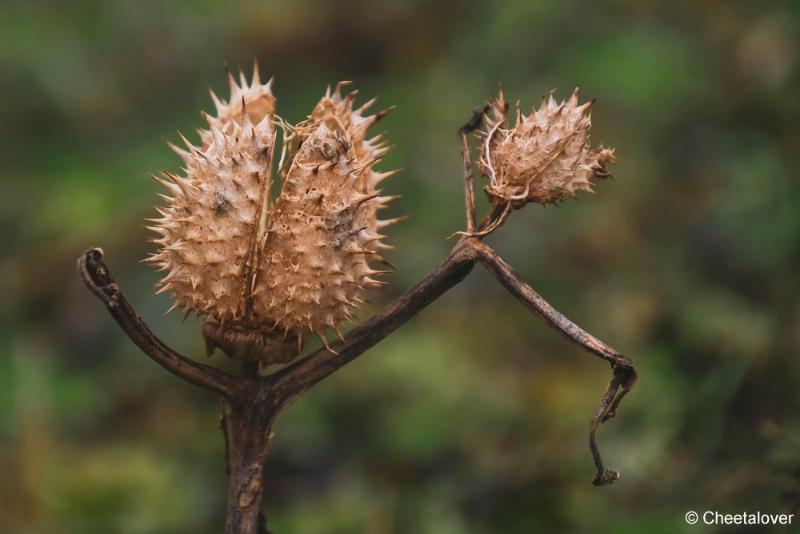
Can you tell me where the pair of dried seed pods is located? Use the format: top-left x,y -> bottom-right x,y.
146,64 -> 612,365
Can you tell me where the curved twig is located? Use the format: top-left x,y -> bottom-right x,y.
77,248 -> 241,398
471,239 -> 637,485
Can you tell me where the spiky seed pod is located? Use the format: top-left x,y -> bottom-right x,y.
479,87 -> 615,207
146,68 -> 398,364
253,84 -> 398,351
146,81 -> 275,323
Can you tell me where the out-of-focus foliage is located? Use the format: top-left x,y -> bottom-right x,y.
1,0 -> 799,532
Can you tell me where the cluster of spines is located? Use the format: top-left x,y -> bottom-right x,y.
202,65 -> 275,145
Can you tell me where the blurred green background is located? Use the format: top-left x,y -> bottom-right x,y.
2,0 -> 799,532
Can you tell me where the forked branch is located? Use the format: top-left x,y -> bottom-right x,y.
78,233 -> 635,486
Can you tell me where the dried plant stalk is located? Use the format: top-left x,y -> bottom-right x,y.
78,72 -> 637,534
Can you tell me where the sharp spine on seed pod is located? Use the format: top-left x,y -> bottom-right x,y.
479,86 -> 615,207
146,63 -> 400,364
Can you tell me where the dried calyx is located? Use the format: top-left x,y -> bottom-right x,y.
146,64 -> 399,364
479,87 -> 614,208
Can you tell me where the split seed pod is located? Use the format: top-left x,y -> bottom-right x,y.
479,87 -> 614,207
146,67 -> 399,364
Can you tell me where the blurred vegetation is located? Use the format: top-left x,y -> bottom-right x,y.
2,0 -> 799,532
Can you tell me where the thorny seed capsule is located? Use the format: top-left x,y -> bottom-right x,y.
479,87 -> 614,207
145,65 -> 399,363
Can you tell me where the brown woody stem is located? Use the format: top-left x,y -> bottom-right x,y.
222,397 -> 276,534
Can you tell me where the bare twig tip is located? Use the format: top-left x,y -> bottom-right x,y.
459,104 -> 490,135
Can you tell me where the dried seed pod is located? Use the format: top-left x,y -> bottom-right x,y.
479,87 -> 614,206
146,69 -> 399,363
253,84 -> 398,352
145,70 -> 276,323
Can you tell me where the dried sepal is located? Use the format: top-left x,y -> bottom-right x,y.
479,87 -> 614,207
